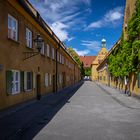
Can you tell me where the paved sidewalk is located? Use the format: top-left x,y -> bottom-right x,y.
95,81 -> 140,110
0,81 -> 83,140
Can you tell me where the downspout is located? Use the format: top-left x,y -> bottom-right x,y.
55,44 -> 60,93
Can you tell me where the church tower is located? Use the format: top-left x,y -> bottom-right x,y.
91,38 -> 108,81
101,38 -> 106,48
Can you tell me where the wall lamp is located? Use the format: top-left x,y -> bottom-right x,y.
23,34 -> 44,60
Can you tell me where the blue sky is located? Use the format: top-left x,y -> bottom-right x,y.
29,0 -> 126,56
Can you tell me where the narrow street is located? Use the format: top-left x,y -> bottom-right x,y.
1,81 -> 140,140
34,81 -> 140,140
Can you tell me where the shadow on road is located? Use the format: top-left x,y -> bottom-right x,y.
1,81 -> 84,140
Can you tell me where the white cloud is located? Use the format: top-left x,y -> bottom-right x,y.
88,21 -> 102,28
81,40 -> 101,51
30,0 -> 91,41
67,37 -> 75,42
50,22 -> 69,41
87,7 -> 123,29
104,7 -> 123,22
73,48 -> 90,56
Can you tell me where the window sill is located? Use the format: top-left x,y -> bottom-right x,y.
24,89 -> 33,92
7,37 -> 20,44
25,45 -> 34,51
7,91 -> 20,96
52,59 -> 56,62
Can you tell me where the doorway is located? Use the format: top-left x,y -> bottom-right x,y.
62,72 -> 66,88
36,74 -> 41,100
53,75 -> 55,92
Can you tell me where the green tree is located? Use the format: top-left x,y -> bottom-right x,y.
108,0 -> 140,78
67,47 -> 85,76
85,68 -> 91,76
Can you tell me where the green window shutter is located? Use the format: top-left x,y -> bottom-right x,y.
6,70 -> 13,94
137,73 -> 140,88
24,71 -> 27,91
20,71 -> 24,92
31,72 -> 33,89
33,72 -> 36,89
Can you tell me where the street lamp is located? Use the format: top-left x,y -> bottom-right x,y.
23,34 -> 44,60
34,34 -> 44,52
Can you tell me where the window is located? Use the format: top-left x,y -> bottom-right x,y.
52,47 -> 55,59
67,75 -> 70,82
47,44 -> 50,57
62,55 -> 64,64
26,28 -> 32,48
49,74 -> 51,85
41,42 -> 45,55
57,52 -> 59,62
59,74 -> 62,84
26,72 -> 33,90
8,14 -> 18,41
57,74 -> 59,84
45,73 -> 49,87
66,59 -> 68,66
137,73 -> 140,88
6,70 -> 20,94
60,54 -> 62,63
24,71 -> 33,91
59,74 -> 61,84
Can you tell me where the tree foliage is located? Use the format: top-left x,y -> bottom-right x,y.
108,0 -> 140,78
85,68 -> 91,76
67,47 -> 85,76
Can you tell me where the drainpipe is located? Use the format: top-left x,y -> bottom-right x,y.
55,44 -> 60,93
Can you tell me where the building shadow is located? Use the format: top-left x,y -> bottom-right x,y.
7,81 -> 84,140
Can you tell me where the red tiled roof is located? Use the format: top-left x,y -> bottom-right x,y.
79,56 -> 96,68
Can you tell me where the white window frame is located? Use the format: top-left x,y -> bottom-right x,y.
59,53 -> 62,63
8,14 -> 18,41
49,73 -> 51,85
62,55 -> 64,64
26,28 -> 32,48
57,52 -> 59,62
52,47 -> 55,59
41,42 -> 45,55
45,73 -> 49,87
67,75 -> 70,82
47,44 -> 50,57
11,70 -> 20,94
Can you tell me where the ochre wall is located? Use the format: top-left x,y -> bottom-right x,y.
91,47 -> 108,81
0,1 -> 81,110
97,64 -> 140,97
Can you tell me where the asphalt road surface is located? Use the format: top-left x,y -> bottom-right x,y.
1,81 -> 140,140
34,81 -> 140,140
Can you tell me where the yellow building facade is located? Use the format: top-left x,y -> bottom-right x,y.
97,0 -> 140,97
0,0 -> 81,110
91,39 -> 108,81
